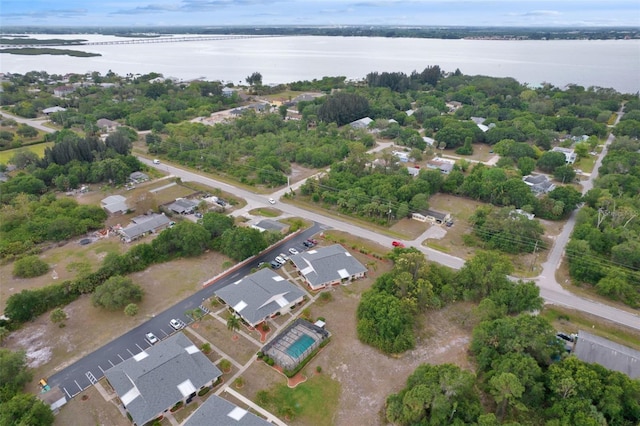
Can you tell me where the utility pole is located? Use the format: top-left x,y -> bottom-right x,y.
530,240 -> 539,272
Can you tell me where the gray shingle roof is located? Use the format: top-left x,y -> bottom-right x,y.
101,195 -> 128,214
168,198 -> 199,214
214,269 -> 306,327
120,213 -> 170,241
183,395 -> 272,426
289,244 -> 367,289
104,333 -> 222,426
573,330 -> 640,378
253,219 -> 286,232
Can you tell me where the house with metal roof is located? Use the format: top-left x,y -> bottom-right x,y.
118,213 -> 171,243
168,198 -> 199,215
426,158 -> 454,174
349,116 -> 373,129
104,333 -> 222,426
214,268 -> 306,327
182,395 -> 273,426
42,106 -> 66,115
101,195 -> 129,215
289,244 -> 367,291
412,209 -> 451,224
573,330 -> 640,379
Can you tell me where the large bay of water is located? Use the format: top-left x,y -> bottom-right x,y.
2,34 -> 639,94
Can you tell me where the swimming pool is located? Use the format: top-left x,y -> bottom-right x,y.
286,334 -> 316,358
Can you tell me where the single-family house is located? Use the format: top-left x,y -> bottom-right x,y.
551,147 -> 577,164
96,118 -> 121,133
129,171 -> 149,183
101,195 -> 129,215
182,395 -> 272,426
510,209 -> 535,220
523,174 -> 556,194
426,158 -> 454,174
214,268 -> 306,327
392,150 -> 410,162
406,166 -> 421,177
53,86 -> 75,97
168,198 -> 199,215
252,219 -> 288,234
292,93 -> 324,104
446,101 -> 462,112
221,87 -> 235,97
104,333 -> 222,426
423,136 -> 436,147
42,106 -> 66,115
118,213 -> 171,243
289,244 -> 367,291
573,330 -> 640,379
405,109 -> 415,116
412,209 -> 451,224
349,117 -> 373,129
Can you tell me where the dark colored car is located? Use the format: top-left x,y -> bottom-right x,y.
270,261 -> 282,269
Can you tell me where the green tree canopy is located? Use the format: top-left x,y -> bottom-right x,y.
91,275 -> 143,311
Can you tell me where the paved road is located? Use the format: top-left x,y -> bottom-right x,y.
47,224 -> 324,398
0,111 -> 57,133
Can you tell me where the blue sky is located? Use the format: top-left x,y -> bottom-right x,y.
2,0 -> 639,27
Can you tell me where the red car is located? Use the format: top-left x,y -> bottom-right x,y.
392,241 -> 405,248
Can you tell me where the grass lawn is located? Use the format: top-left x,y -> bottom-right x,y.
249,207 -> 281,218
541,306 -> 640,351
575,155 -> 596,173
258,373 -> 341,426
0,142 -> 53,164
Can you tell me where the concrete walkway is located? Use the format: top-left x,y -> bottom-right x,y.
224,387 -> 288,426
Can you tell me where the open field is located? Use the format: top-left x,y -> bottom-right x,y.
0,141 -> 53,164
3,247 -> 232,395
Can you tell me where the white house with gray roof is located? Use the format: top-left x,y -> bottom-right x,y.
104,333 -> 222,426
214,268 -> 306,327
118,213 -> 171,243
290,244 -> 367,291
182,395 -> 272,426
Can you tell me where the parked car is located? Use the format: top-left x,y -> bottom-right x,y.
169,319 -> 182,330
288,248 -> 299,255
307,238 -> 318,245
257,262 -> 266,269
153,159 -> 160,164
303,241 -> 313,248
279,253 -> 289,261
145,332 -> 159,345
194,212 -> 203,218
392,241 -> 405,248
270,260 -> 282,269
275,256 -> 286,264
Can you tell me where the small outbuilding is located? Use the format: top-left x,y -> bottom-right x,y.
167,198 -> 199,215
101,195 -> 129,215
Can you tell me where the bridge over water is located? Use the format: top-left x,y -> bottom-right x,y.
2,34 -> 282,48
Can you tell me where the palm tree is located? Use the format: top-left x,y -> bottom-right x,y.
227,314 -> 241,337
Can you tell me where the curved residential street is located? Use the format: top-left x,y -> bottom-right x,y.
1,109 -> 638,330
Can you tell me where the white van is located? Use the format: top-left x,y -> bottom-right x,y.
153,159 -> 160,164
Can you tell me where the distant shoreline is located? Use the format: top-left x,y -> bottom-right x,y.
2,26 -> 639,41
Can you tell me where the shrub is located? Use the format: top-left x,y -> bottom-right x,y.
319,292 -> 332,302
124,303 -> 138,316
170,401 -> 183,412
197,387 -> 210,397
267,358 -> 275,366
200,343 -> 211,353
316,366 -> 322,373
256,351 -> 264,359
92,276 -> 143,311
219,359 -> 231,372
317,316 -> 326,322
13,255 -> 49,278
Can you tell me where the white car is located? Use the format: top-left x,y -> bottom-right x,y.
275,256 -> 286,264
288,248 -> 299,255
279,253 -> 289,261
169,319 -> 182,330
145,332 -> 159,345
268,198 -> 276,204
153,159 -> 160,164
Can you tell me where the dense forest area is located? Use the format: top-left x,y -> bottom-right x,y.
361,249 -> 640,425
